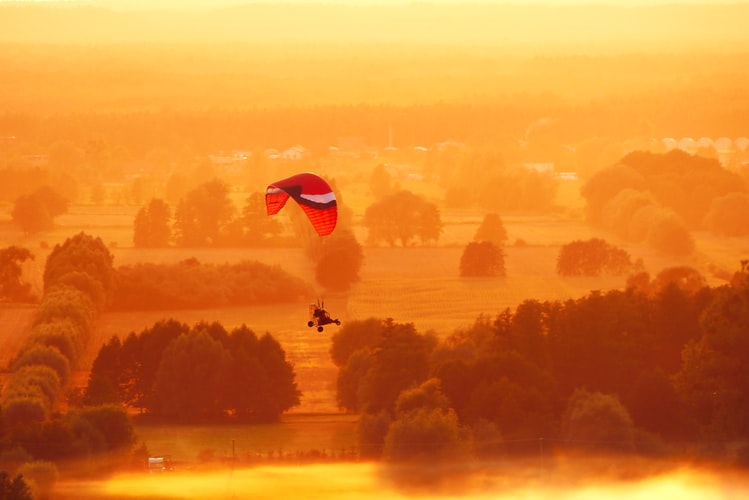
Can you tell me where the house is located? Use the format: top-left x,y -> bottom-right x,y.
281,145 -> 309,161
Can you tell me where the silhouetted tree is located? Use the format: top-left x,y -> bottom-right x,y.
238,192 -> 283,245
315,230 -> 364,291
556,238 -> 633,276
581,163 -> 645,226
562,389 -> 636,453
704,192 -> 749,237
369,163 -> 394,199
336,350 -> 371,412
153,328 -> 232,420
84,336 -> 123,406
358,410 -> 391,458
459,241 -> 505,277
0,471 -> 33,500
69,404 -> 136,451
11,186 -> 68,234
384,379 -> 465,461
118,320 -> 188,411
173,178 -> 235,246
675,274 -> 749,440
133,198 -> 171,247
601,188 -> 657,240
364,190 -> 442,246
43,232 -> 115,304
86,320 -> 300,421
358,321 -> 435,414
646,212 -> 695,257
473,213 -> 507,246
0,246 -> 35,302
112,259 -> 312,310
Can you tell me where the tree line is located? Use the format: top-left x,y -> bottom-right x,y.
330,262 -> 749,462
0,232 -> 137,487
112,259 -> 313,310
83,319 -> 300,422
582,150 -> 749,257
0,232 -> 303,481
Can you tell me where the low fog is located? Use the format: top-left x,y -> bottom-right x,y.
55,460 -> 747,499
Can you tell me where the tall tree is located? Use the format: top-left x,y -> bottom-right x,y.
43,232 -> 115,303
459,241 -> 505,277
239,192 -> 283,245
473,213 -> 507,246
315,230 -> 364,291
358,321 -> 434,414
153,329 -> 232,420
675,271 -> 749,440
0,246 -> 35,302
556,238 -> 633,276
11,186 -> 68,235
364,190 -> 442,246
133,198 -> 172,247
172,178 -> 235,246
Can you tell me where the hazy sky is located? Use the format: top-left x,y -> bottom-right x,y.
5,0 -> 749,7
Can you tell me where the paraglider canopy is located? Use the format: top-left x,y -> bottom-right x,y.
266,172 -> 337,236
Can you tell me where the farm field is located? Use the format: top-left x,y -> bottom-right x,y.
4,202 -> 746,416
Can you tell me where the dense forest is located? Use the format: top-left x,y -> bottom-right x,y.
331,263 -> 749,461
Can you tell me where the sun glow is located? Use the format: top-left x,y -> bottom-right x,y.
54,462 -> 746,500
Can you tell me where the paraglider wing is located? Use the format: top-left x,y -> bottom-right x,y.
266,172 -> 337,236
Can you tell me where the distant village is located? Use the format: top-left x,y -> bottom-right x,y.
2,134 -> 748,187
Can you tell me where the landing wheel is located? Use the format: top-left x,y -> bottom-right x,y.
317,326 -> 324,332
307,321 -> 314,327
335,320 -> 341,325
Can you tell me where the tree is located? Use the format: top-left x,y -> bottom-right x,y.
17,461 -> 58,500
459,241 -> 505,277
69,405 -> 136,451
363,190 -> 442,246
646,212 -> 695,257
674,274 -> 749,440
11,344 -> 71,387
329,317 -> 387,368
0,471 -> 33,500
84,336 -> 123,405
385,381 -> 456,462
561,388 -> 636,453
172,178 -> 235,246
369,164 -> 393,199
556,238 -> 633,276
0,246 -> 35,302
358,321 -> 435,414
153,329 -> 232,420
118,319 -> 188,411
704,192 -> 749,237
473,213 -> 507,246
336,349 -> 371,412
133,198 -> 171,247
315,230 -> 364,291
239,192 -> 283,245
601,188 -> 657,240
43,232 -> 115,304
581,163 -> 645,226
11,186 -> 68,234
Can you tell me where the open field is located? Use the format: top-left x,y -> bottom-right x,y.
4,201 -> 746,415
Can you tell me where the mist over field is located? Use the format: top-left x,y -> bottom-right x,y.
54,460 -> 749,500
